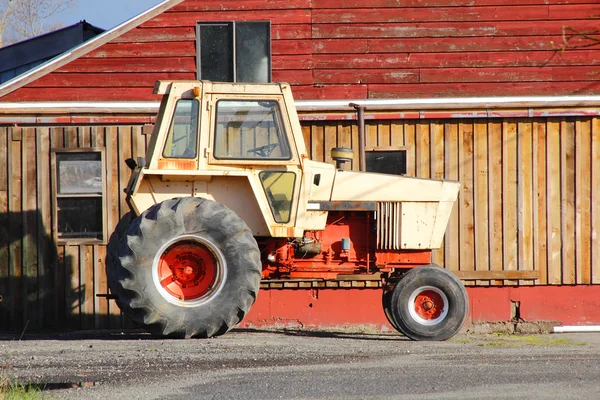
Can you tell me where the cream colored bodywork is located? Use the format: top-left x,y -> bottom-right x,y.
127,80 -> 459,249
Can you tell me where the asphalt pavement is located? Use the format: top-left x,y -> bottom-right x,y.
1,328 -> 599,399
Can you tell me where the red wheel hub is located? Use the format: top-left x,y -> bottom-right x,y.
413,290 -> 445,320
156,240 -> 218,301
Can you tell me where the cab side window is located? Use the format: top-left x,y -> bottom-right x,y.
260,171 -> 295,223
163,99 -> 200,158
214,100 -> 291,160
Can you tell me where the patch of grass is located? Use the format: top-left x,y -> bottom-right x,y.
477,334 -> 586,347
1,380 -> 45,400
1,362 -> 45,400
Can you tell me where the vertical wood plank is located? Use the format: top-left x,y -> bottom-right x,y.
404,122 -> 416,176
390,122 -> 404,147
78,126 -> 91,148
366,123 -> 378,149
533,121 -> 548,285
66,126 -> 78,149
302,125 -> 311,158
96,245 -> 108,328
546,120 -> 562,284
560,120 -> 576,284
502,121 -> 518,285
459,121 -> 475,274
378,122 -> 391,148
431,122 -> 445,266
416,123 -> 430,178
592,118 -> 600,284
313,125 -> 325,162
473,121 -> 489,284
337,123 -> 353,169
488,121 -> 504,285
518,122 -> 534,281
65,245 -> 80,330
36,127 -> 52,327
82,245 -> 95,329
351,124 -> 359,171
575,120 -> 592,284
0,128 -> 9,329
9,128 -> 24,329
444,122 -> 459,272
324,125 -> 336,165
105,126 -> 121,325
23,128 -> 39,329
118,127 -> 133,216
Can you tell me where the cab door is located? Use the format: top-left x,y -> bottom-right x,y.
205,94 -> 304,237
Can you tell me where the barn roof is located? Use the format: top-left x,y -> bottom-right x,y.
0,0 -> 184,99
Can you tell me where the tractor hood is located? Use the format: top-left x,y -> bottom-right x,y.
330,170 -> 459,203
329,170 -> 460,249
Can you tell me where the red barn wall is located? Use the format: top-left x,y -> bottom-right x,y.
3,0 -> 600,102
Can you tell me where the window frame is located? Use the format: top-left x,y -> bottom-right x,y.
51,148 -> 107,245
162,98 -> 201,159
195,20 -> 272,83
259,171 -> 297,224
212,99 -> 292,161
365,147 -> 409,176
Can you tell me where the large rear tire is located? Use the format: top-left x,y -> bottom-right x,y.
389,265 -> 468,341
106,197 -> 261,338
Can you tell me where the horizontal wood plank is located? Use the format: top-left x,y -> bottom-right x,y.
141,10 -> 311,28
313,20 -> 600,39
420,66 -> 600,83
313,0 -> 600,8
112,27 -> 196,43
170,0 -> 312,11
313,69 -> 419,84
2,88 -> 161,102
454,270 -> 540,281
313,51 -> 600,69
57,58 -> 197,73
312,6 -> 552,24
85,42 -> 196,58
366,81 -> 600,98
28,73 -> 194,88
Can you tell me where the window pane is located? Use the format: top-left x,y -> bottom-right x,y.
214,100 -> 291,160
57,197 -> 103,240
56,152 -> 102,194
260,171 -> 295,223
366,151 -> 407,175
199,24 -> 233,82
163,99 -> 200,158
235,22 -> 270,83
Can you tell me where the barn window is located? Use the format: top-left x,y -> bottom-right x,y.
196,21 -> 271,83
366,149 -> 407,176
52,149 -> 106,243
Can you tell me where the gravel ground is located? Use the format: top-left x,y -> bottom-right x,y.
1,328 -> 600,399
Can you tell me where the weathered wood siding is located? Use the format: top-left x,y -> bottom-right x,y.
3,0 -> 600,101
304,116 -> 600,285
0,125 -> 148,331
1,114 -> 599,329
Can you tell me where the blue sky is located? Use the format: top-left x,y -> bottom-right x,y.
56,0 -> 164,30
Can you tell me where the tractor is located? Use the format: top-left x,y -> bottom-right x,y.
106,80 -> 468,341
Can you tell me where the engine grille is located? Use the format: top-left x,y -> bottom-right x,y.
376,202 -> 401,250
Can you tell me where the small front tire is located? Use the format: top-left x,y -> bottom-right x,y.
389,265 -> 468,341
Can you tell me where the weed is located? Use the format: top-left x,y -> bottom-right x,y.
0,362 -> 45,400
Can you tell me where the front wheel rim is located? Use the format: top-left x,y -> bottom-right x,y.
407,285 -> 449,326
152,235 -> 227,307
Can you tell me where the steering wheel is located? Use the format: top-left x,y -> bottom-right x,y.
247,143 -> 279,157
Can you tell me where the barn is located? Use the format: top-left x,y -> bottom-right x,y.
1,0 -> 600,333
